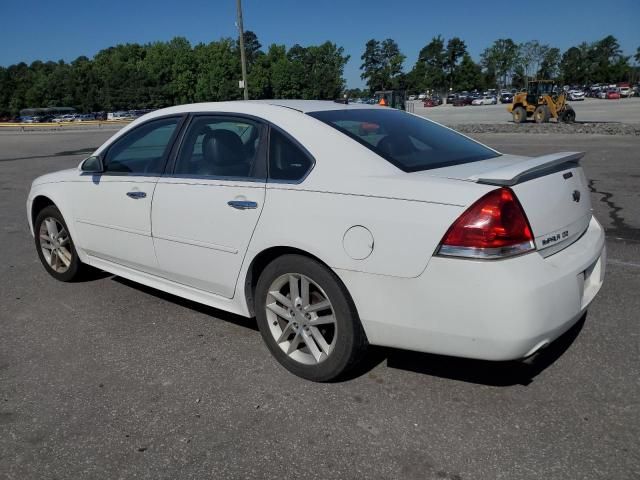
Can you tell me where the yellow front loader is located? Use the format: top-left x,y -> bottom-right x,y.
507,80 -> 576,123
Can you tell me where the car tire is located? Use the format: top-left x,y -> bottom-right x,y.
34,205 -> 85,282
512,106 -> 527,123
255,254 -> 368,382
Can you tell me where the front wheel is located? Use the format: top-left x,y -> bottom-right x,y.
512,106 -> 527,123
34,205 -> 85,282
255,255 -> 368,382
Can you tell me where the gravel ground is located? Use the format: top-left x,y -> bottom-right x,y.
453,122 -> 640,136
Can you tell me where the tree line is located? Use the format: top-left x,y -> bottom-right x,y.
0,32 -> 638,116
357,35 -> 639,96
0,32 -> 348,116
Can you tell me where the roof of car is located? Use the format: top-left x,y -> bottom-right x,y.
148,99 -> 379,117
251,99 -> 379,113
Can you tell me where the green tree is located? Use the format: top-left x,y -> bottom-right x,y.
537,47 -> 561,79
360,38 -> 405,92
590,35 -> 629,82
480,38 -> 518,88
193,39 -> 241,102
408,35 -> 446,93
517,41 -> 550,84
560,44 -> 590,84
455,54 -> 483,91
445,37 -> 466,89
560,36 -> 630,84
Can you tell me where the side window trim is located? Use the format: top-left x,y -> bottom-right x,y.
164,112 -> 268,182
266,124 -> 316,185
101,114 -> 187,177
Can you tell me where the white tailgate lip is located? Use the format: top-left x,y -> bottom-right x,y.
470,152 -> 584,186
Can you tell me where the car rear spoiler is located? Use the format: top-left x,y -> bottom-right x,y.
470,152 -> 585,186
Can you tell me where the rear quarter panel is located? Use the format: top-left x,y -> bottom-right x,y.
249,186 -> 466,278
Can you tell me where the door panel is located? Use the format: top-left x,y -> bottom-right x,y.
71,116 -> 183,272
73,177 -> 159,271
151,114 -> 268,298
151,179 -> 265,297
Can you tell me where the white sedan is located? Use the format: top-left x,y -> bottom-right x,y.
27,101 -> 606,381
471,95 -> 497,105
568,90 -> 585,101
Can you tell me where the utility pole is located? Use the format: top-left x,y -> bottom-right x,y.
236,0 -> 249,100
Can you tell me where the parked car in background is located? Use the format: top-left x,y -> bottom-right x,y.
57,114 -> 78,122
27,100 -> 605,381
417,93 -> 427,100
452,95 -> 473,107
423,96 -> 442,107
446,92 -> 456,104
76,114 -> 95,121
19,116 -> 35,123
408,95 -> 416,101
500,93 -> 514,104
107,111 -> 129,120
619,86 -> 631,98
472,95 -> 497,106
606,89 -> 621,100
568,90 -> 585,101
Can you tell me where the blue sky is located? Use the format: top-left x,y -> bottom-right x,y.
1,0 -> 638,88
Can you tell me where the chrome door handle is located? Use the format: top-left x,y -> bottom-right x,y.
227,200 -> 258,210
126,191 -> 147,199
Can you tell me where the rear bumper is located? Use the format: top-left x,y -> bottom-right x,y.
336,215 -> 606,361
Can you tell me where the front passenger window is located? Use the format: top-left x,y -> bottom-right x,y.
103,117 -> 180,174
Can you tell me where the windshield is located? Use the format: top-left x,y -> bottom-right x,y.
308,108 -> 499,172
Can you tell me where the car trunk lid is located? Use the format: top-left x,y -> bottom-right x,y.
423,152 -> 592,254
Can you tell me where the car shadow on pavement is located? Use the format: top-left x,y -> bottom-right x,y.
109,274 -> 584,386
112,277 -> 259,331
381,314 -> 587,387
77,267 -> 113,282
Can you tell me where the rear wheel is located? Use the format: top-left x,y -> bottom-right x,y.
534,105 -> 550,123
512,106 -> 527,123
34,205 -> 85,282
255,254 -> 368,382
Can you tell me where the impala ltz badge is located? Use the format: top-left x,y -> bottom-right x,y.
572,190 -> 581,202
542,230 -> 570,246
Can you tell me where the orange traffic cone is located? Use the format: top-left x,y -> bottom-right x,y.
378,96 -> 387,106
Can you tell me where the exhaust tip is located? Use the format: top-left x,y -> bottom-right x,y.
523,340 -> 551,361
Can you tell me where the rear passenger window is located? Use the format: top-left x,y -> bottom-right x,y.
174,116 -> 263,179
268,129 -> 313,181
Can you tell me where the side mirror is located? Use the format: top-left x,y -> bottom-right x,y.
81,155 -> 104,173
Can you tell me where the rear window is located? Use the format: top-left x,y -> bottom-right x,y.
308,108 -> 499,172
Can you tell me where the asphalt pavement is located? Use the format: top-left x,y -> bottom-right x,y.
1,129 -> 639,479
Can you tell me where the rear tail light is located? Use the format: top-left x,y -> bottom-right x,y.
437,187 -> 535,259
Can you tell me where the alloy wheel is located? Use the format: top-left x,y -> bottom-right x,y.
39,217 -> 72,273
265,273 -> 337,365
